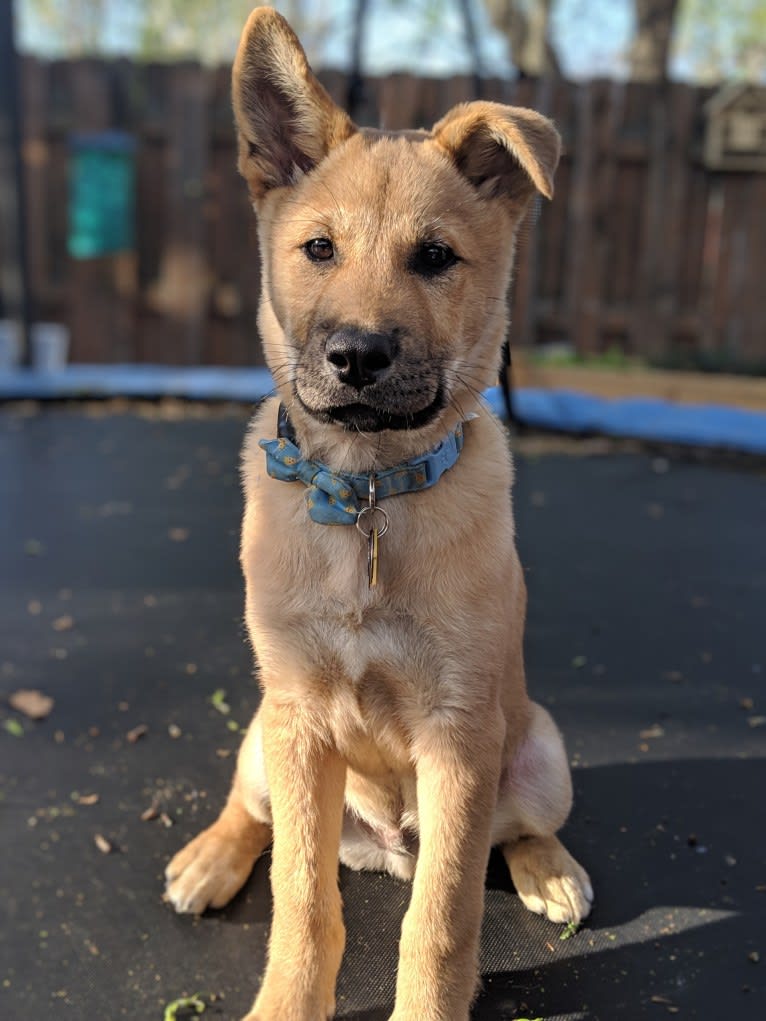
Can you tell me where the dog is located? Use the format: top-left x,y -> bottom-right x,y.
165,8 -> 593,1020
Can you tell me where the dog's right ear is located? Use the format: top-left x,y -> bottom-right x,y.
232,7 -> 355,201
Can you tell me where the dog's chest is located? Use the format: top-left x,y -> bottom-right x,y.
321,607 -> 449,773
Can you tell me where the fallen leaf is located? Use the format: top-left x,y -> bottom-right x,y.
9,689 -> 54,719
24,539 -> 44,556
210,689 -> 230,715
571,655 -> 587,669
168,723 -> 182,739
164,994 -> 206,1020
663,670 -> 684,683
76,793 -> 100,806
52,615 -> 74,632
168,527 -> 190,542
141,803 -> 160,822
640,725 -> 665,739
3,718 -> 24,738
560,920 -> 581,940
126,724 -> 148,744
748,716 -> 766,728
94,834 -> 113,854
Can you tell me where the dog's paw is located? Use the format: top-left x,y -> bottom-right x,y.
240,989 -> 335,1021
504,834 -> 594,924
165,820 -> 268,914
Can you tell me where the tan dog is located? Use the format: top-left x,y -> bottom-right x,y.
165,8 -> 593,1020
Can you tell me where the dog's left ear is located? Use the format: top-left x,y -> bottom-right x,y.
432,101 -> 561,204
232,7 -> 355,200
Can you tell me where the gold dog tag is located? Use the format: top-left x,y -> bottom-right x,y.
356,475 -> 389,589
367,525 -> 379,587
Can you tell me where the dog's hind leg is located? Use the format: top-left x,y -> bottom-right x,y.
165,709 -> 272,914
495,702 -> 594,924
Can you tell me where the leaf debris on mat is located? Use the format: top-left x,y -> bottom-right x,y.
163,993 -> 206,1019
3,718 -> 24,738
9,688 -> 54,719
74,792 -> 100,806
94,833 -> 113,854
210,689 -> 230,715
141,802 -> 160,822
560,920 -> 582,940
126,723 -> 148,743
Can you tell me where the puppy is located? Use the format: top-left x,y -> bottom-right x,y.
166,8 -> 592,1020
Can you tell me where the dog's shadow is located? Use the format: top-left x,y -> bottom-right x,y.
211,758 -> 762,1020
338,757 -> 762,1019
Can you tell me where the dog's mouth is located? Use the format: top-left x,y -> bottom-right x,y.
297,383 -> 446,432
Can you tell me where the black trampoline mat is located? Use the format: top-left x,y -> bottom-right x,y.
1,405 -> 764,1020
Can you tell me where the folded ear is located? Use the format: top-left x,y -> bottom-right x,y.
432,101 -> 561,203
232,7 -> 355,200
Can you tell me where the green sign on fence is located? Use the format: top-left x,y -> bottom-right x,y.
68,132 -> 136,259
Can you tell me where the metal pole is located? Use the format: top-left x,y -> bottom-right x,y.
346,0 -> 371,122
457,0 -> 484,101
0,0 -> 32,367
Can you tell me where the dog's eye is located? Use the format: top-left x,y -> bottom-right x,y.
304,238 -> 334,262
411,242 -> 458,276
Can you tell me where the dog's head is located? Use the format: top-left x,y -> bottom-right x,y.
233,7 -> 560,467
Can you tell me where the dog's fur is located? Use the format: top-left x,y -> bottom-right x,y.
165,8 -> 592,1020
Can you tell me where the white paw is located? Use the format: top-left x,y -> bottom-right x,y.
507,836 -> 594,924
516,865 -> 594,924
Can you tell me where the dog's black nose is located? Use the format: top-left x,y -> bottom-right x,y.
325,329 -> 395,390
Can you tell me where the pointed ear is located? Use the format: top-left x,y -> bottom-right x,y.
232,7 -> 355,200
432,101 -> 561,204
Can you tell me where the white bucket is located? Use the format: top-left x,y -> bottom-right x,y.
31,322 -> 70,372
0,320 -> 22,369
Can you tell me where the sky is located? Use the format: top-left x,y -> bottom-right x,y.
16,0 -> 637,80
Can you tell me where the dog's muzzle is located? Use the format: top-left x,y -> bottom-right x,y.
293,325 -> 445,431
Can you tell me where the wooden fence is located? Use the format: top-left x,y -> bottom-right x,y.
5,58 -> 766,367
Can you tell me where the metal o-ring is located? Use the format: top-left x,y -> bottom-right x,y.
355,504 -> 389,538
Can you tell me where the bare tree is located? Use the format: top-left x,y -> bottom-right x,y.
628,0 -> 680,81
22,0 -> 109,54
485,0 -> 561,77
674,0 -> 766,83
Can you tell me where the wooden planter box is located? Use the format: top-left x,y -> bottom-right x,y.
512,350 -> 766,413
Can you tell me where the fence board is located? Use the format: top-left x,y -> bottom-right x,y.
68,59 -> 136,363
4,59 -> 764,370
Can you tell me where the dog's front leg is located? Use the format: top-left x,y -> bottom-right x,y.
390,713 -> 505,1021
243,693 -> 346,1021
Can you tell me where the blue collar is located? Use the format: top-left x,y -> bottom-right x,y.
259,405 -> 465,525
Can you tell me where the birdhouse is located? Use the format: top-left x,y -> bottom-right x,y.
703,83 -> 766,172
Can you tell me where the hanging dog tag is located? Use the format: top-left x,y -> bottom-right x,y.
367,525 -> 379,587
356,474 -> 389,589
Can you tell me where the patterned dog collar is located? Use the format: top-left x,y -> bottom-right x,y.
259,405 -> 465,526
